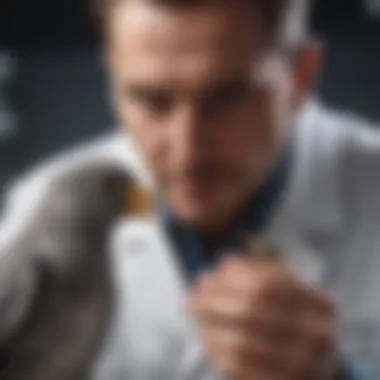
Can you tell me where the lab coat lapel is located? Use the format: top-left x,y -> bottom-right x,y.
262,100 -> 350,286
110,216 -> 218,380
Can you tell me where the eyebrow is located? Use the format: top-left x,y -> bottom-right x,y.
125,84 -> 173,97
200,78 -> 250,98
125,75 -> 250,99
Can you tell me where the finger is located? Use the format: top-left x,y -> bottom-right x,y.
202,335 -> 281,380
193,270 -> 221,294
296,283 -> 335,317
191,271 -> 297,335
218,257 -> 291,291
217,259 -> 300,314
217,357 -> 280,380
279,315 -> 335,380
204,256 -> 299,314
281,342 -> 331,380
190,288 -> 250,322
199,324 -> 283,370
296,313 -> 335,363
218,255 -> 284,276
190,271 -> 225,311
198,320 -> 333,380
215,355 -> 272,380
190,291 -> 298,345
218,256 -> 334,323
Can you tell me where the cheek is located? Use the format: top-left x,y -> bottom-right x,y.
120,104 -> 171,171
214,99 -> 282,165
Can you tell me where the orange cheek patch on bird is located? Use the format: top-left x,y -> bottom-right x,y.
125,185 -> 154,216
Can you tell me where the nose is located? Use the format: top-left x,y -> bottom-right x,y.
169,104 -> 207,164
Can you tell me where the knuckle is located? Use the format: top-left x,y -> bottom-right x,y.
314,292 -> 334,312
303,288 -> 336,318
225,332 -> 251,357
195,273 -> 218,296
287,365 -> 314,380
243,297 -> 259,317
314,323 -> 333,342
223,352 -> 245,378
230,294 -> 258,320
234,336 -> 252,356
321,295 -> 336,317
311,323 -> 335,355
219,257 -> 249,278
284,349 -> 313,380
256,270 -> 293,297
196,273 -> 212,291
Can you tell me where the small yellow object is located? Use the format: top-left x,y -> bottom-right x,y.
245,235 -> 279,260
126,186 -> 154,215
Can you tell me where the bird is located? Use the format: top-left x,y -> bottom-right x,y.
0,161 -> 134,380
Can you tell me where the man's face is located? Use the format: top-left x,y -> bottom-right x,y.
107,1 -> 319,230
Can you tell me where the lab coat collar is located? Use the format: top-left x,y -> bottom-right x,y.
273,98 -> 347,237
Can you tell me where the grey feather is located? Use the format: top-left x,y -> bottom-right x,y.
0,162 -> 131,380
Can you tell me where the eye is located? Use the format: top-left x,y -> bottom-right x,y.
126,86 -> 172,115
204,81 -> 250,112
141,93 -> 171,114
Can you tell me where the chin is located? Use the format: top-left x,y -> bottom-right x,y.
173,201 -> 221,229
168,186 -> 230,227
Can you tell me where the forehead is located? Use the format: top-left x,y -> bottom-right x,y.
108,1 -> 268,88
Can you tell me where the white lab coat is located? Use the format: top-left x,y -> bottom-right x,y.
2,100 -> 380,379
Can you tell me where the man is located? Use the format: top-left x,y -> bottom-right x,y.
1,0 -> 380,379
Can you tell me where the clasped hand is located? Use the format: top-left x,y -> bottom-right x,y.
190,257 -> 335,380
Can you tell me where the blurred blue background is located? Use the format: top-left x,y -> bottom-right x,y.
0,0 -> 380,193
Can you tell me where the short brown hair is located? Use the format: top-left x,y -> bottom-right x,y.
92,0 -> 310,49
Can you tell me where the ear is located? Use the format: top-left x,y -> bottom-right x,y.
292,39 -> 323,110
